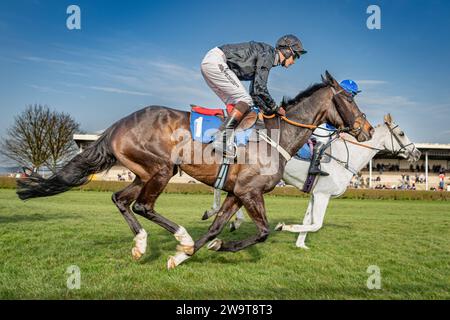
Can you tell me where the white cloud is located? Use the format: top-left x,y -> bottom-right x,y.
355,80 -> 388,86
88,86 -> 153,97
29,84 -> 70,94
358,95 -> 416,107
147,61 -> 201,81
23,56 -> 72,66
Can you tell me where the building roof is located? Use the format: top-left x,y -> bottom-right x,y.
73,134 -> 100,141
415,143 -> 450,150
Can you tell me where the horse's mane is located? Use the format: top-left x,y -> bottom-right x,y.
280,82 -> 328,109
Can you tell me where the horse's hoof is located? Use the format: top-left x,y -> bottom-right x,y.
202,211 -> 210,220
132,229 -> 147,260
296,244 -> 310,250
131,247 -> 143,260
167,256 -> 177,270
167,252 -> 190,270
274,222 -> 284,231
229,222 -> 236,233
207,239 -> 223,251
176,244 -> 194,256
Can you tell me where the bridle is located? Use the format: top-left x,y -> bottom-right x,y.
330,86 -> 369,137
328,122 -> 416,175
386,123 -> 415,156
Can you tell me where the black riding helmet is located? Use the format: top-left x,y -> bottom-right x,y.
276,34 -> 307,61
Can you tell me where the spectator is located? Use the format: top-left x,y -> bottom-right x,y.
419,173 -> 425,183
439,170 -> 445,191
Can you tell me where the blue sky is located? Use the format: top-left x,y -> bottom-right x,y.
1,0 -> 449,165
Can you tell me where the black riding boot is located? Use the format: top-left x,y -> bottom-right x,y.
309,143 -> 329,176
213,102 -> 249,157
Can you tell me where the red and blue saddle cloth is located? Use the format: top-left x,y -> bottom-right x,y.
190,104 -> 256,146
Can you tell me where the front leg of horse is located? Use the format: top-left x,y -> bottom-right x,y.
194,194 -> 242,252
211,192 -> 269,252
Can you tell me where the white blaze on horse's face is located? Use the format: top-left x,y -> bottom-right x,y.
383,114 -> 421,162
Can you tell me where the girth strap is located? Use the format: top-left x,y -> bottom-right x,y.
258,131 -> 291,161
213,158 -> 232,190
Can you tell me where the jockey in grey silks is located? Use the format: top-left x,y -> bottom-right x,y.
200,34 -> 307,158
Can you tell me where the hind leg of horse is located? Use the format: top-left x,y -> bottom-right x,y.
275,198 -> 313,249
276,193 -> 330,248
131,166 -> 195,269
192,194 -> 242,253
295,193 -> 330,248
112,178 -> 146,260
211,192 -> 269,253
296,199 -> 314,249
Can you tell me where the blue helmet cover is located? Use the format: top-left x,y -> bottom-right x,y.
339,79 -> 360,95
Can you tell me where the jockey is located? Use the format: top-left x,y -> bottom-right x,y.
308,79 -> 361,176
201,34 -> 307,157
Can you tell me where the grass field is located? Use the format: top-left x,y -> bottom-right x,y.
0,188 -> 449,299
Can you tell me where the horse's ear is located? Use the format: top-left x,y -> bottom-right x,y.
325,70 -> 339,87
384,113 -> 392,124
321,74 -> 328,85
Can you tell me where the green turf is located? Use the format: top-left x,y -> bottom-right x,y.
0,189 -> 449,299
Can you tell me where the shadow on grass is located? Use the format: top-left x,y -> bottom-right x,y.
138,225 -> 263,265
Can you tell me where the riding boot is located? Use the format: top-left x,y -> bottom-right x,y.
213,102 -> 249,157
309,142 -> 329,176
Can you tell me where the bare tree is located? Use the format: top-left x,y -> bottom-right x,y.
44,111 -> 80,173
0,104 -> 80,173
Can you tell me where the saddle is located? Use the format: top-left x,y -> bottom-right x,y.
190,104 -> 258,131
189,104 -> 261,190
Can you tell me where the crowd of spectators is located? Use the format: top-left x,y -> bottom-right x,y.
371,163 -> 447,175
350,167 -> 449,191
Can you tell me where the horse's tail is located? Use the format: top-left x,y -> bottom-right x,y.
16,126 -> 117,200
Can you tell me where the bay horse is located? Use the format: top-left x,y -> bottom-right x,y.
16,71 -> 374,269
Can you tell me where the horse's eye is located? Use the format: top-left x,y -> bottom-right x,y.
399,131 -> 405,137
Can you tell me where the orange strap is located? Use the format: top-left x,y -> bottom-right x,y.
260,113 -> 318,130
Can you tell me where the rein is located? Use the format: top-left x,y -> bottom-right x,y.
260,113 -> 318,130
338,135 -> 382,151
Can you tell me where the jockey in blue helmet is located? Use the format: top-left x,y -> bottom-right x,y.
340,79 -> 361,96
